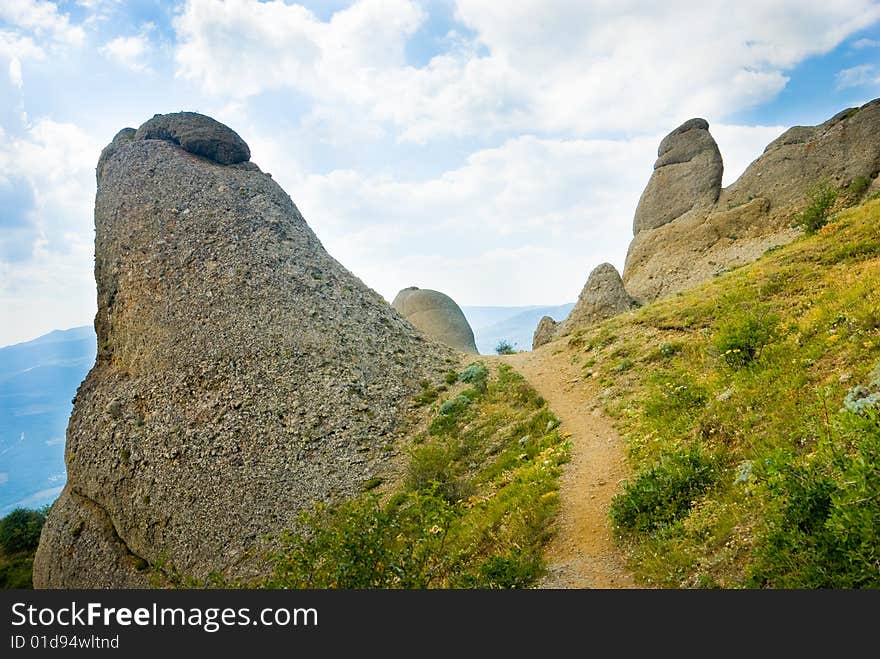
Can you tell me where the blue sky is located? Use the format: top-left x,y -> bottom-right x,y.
1,0 -> 879,346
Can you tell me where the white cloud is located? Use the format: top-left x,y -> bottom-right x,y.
173,0 -> 880,141
0,119 -> 101,346
8,56 -> 23,88
0,0 -> 85,47
100,29 -> 153,72
852,37 -> 879,48
836,63 -> 880,89
250,122 -> 778,308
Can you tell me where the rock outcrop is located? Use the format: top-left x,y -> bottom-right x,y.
532,316 -> 558,350
392,287 -> 478,354
632,118 -> 723,234
34,112 -> 454,588
532,263 -> 635,347
624,98 -> 880,301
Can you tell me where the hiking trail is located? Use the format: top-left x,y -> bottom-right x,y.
500,347 -> 638,588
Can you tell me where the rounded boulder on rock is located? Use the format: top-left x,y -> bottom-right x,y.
392,287 -> 478,354
133,111 -> 251,165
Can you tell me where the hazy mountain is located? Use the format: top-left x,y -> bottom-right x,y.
462,304 -> 575,354
0,326 -> 95,514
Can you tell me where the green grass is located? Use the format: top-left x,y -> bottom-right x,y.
568,197 -> 880,587
246,362 -> 569,589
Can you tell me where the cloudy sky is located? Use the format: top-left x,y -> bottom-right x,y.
1,0 -> 879,346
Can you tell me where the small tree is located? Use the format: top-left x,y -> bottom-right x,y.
495,340 -> 517,355
0,508 -> 46,554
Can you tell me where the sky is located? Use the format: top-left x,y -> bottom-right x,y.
1,0 -> 879,347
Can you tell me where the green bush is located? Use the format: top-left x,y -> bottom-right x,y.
713,308 -> 779,368
749,408 -> 880,588
459,362 -> 488,385
846,175 -> 870,200
495,340 -> 517,355
0,508 -> 46,554
795,182 -> 838,234
266,490 -> 457,589
610,447 -> 719,533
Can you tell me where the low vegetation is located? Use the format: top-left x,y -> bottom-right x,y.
566,197 -> 880,587
0,507 -> 47,588
251,362 -> 569,588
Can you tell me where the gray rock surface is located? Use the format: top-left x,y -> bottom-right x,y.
553,263 -> 635,338
624,98 -> 880,301
633,118 -> 723,234
133,112 -> 251,165
392,287 -> 478,354
34,112 -> 454,588
532,316 -> 558,350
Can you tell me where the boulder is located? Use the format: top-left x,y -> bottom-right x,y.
532,316 -> 558,350
632,118 -> 723,234
554,263 -> 635,337
392,287 -> 478,354
33,112 -> 454,588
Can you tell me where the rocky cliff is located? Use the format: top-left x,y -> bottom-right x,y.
624,98 -> 880,301
33,112 -> 455,587
534,98 -> 880,345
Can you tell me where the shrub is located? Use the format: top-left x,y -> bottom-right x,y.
0,508 -> 46,554
610,447 -> 719,533
495,340 -> 517,355
846,175 -> 870,200
267,490 -> 457,589
749,408 -> 880,588
459,362 -> 489,392
659,342 -> 682,359
713,307 -> 779,368
794,182 -> 838,234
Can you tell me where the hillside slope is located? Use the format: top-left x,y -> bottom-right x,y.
532,196 -> 880,587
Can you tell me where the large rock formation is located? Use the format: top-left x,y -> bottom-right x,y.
34,112 -> 454,588
532,263 -> 635,347
632,118 -> 723,234
392,287 -> 478,354
624,99 -> 880,301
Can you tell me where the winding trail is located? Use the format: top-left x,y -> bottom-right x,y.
499,347 -> 637,588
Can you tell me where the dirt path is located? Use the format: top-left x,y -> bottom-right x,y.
499,347 -> 638,588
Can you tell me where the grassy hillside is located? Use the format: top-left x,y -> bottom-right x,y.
557,196 -> 880,587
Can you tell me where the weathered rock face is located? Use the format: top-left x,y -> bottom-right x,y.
33,112 -> 454,588
533,263 -> 634,344
555,263 -> 635,337
392,287 -> 478,354
624,98 -> 880,301
632,118 -> 723,234
532,316 -> 558,350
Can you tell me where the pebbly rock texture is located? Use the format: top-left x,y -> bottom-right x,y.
632,118 -> 723,235
392,287 -> 478,354
33,112 -> 455,588
624,99 -> 880,301
532,263 -> 635,345
532,316 -> 558,350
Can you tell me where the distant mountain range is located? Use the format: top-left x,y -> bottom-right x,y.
0,326 -> 95,514
462,304 -> 575,355
0,304 -> 574,513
